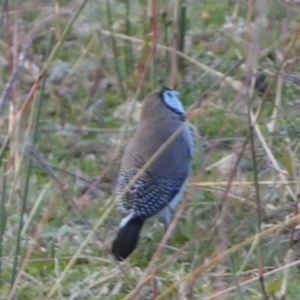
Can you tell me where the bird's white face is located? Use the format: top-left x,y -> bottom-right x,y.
161,90 -> 185,116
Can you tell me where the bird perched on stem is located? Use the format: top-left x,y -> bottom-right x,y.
111,88 -> 193,261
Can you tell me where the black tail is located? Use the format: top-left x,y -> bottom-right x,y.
111,218 -> 145,261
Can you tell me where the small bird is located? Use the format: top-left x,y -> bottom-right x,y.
111,88 -> 193,261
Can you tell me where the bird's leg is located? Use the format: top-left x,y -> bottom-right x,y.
159,209 -> 170,232
159,206 -> 182,236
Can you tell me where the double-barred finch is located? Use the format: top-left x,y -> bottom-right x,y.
111,88 -> 193,261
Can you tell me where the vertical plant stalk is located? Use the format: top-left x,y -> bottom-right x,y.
132,0 -> 158,92
7,0 -> 18,188
149,0 -> 158,91
105,0 -> 126,100
0,6 -> 30,115
7,3 -> 17,133
162,1 -> 169,74
148,0 -> 158,80
245,0 -> 268,298
279,125 -> 299,299
54,0 -> 61,39
124,0 -> 134,78
213,140 -> 248,297
248,112 -> 268,299
6,184 -> 52,300
6,1 -> 22,288
169,0 -> 179,88
226,257 -> 244,299
177,0 -> 186,73
9,30 -> 54,290
0,0 -> 8,27
0,161 -> 8,285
